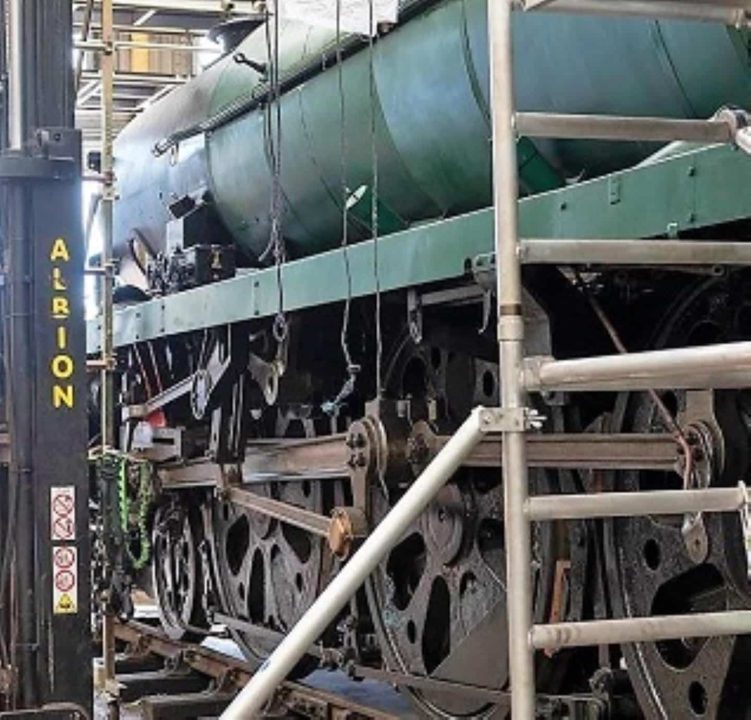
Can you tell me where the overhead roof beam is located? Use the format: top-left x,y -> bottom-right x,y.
74,23 -> 209,36
133,9 -> 157,25
72,0 -> 259,13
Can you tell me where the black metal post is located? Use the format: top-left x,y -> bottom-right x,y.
0,1 -> 91,716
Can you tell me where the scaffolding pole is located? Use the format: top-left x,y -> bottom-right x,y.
7,0 -> 23,150
516,0 -> 751,24
488,1 -> 535,718
99,0 -> 118,713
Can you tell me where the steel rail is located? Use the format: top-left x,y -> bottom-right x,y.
354,665 -> 510,706
113,620 -> 397,719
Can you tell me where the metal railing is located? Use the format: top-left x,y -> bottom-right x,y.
499,1 -> 751,717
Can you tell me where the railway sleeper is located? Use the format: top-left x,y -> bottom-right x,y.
137,691 -> 235,720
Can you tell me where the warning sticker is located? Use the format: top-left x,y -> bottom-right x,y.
53,545 -> 78,615
51,486 -> 76,542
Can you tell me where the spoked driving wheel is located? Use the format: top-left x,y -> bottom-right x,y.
210,479 -> 329,675
153,499 -> 209,641
367,337 -> 572,718
605,275 -> 751,719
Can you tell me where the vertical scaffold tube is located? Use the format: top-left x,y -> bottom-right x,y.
219,409 -> 487,719
489,1 -> 535,718
7,0 -> 23,150
100,0 -> 118,700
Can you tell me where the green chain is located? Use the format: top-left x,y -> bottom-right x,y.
118,455 -> 154,571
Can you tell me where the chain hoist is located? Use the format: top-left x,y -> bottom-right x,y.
94,450 -> 156,621
118,455 -> 154,571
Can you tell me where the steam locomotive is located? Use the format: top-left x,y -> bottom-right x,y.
91,3 -> 751,717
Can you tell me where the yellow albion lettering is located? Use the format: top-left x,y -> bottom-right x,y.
50,237 -> 74,409
52,296 -> 70,319
50,237 -> 71,263
52,385 -> 74,409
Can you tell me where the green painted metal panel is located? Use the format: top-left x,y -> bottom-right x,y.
114,0 -> 751,262
520,145 -> 751,240
88,144 -> 751,353
89,209 -> 491,351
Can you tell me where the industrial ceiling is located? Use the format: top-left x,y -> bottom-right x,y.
73,0 -> 260,154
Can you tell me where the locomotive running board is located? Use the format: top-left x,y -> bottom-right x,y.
86,141 -> 751,356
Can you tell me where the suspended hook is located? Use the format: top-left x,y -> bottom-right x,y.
233,51 -> 268,77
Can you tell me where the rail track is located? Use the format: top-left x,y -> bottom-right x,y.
107,620 -> 402,720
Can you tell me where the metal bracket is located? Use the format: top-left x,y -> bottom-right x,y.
0,666 -> 17,697
233,51 -> 268,77
739,481 -> 751,582
407,289 -> 423,344
478,407 -> 545,434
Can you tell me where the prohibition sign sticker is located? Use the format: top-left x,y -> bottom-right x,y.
52,545 -> 78,615
51,486 -> 76,542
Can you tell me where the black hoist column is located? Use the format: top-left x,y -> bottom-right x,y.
0,1 -> 91,717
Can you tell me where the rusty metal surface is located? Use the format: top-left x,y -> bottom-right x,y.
466,432 -> 678,471
158,434 -> 349,489
224,486 -> 332,538
157,430 -> 678,491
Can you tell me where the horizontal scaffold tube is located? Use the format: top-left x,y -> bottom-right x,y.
531,611 -> 751,651
524,341 -> 751,392
526,487 -> 746,521
518,0 -> 750,25
516,113 -> 734,144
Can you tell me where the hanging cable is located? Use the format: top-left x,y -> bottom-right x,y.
367,0 -> 389,500
369,0 -> 382,403
323,0 -> 360,417
259,4 -> 288,343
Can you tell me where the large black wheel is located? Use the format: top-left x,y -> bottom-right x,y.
367,337 -> 576,718
605,276 -> 751,719
153,500 -> 209,641
209,479 -> 329,676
